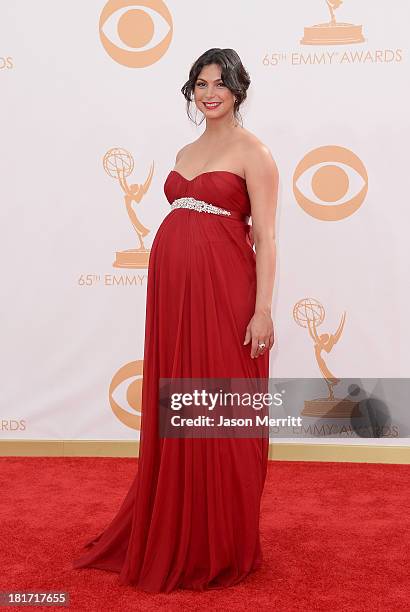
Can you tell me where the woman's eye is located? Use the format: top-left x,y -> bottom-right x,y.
195,82 -> 225,87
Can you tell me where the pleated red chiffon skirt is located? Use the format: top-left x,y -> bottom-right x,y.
72,170 -> 270,593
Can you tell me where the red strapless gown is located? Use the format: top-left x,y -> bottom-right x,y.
72,170 -> 270,593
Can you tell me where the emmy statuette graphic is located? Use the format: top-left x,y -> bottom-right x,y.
293,298 -> 360,417
103,147 -> 154,269
301,0 -> 365,46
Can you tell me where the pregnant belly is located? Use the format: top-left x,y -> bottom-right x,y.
146,209 -> 257,356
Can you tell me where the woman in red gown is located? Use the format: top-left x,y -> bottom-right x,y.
73,48 -> 278,593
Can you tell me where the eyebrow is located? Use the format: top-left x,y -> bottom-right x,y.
196,77 -> 223,82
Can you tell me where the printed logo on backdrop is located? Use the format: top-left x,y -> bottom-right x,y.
263,0 -> 403,67
284,300 -> 402,437
0,419 -> 26,432
293,145 -> 368,220
268,377 -> 403,438
293,298 -> 354,417
99,0 -> 173,66
0,56 -> 13,70
109,359 -> 144,429
301,0 -> 364,46
78,149 -> 153,289
103,147 -> 153,269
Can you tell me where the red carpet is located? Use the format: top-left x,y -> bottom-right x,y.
0,456 -> 409,611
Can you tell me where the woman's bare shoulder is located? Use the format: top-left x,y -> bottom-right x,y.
238,127 -> 274,159
238,128 -> 278,180
175,139 -> 197,163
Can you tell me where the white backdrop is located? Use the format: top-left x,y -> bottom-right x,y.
1,0 -> 409,444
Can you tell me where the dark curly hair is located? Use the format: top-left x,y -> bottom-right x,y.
180,48 -> 251,127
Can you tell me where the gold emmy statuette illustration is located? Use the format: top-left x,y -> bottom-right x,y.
301,0 -> 365,46
293,298 -> 360,418
103,147 -> 154,269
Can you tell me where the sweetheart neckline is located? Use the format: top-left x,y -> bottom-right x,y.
170,169 -> 246,183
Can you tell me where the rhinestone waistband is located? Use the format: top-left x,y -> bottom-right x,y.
169,197 -> 248,222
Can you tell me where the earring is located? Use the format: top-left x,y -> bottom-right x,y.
193,106 -> 204,126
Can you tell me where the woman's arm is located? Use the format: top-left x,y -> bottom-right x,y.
243,142 -> 279,358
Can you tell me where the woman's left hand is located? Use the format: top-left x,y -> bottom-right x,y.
243,310 -> 274,358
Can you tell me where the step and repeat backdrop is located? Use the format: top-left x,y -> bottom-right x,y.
1,1 -> 409,444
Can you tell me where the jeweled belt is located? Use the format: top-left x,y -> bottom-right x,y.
170,197 -> 249,222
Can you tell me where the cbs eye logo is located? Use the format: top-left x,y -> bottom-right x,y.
293,145 -> 368,221
99,0 -> 173,67
109,360 -> 144,430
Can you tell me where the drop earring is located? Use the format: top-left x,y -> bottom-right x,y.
194,106 -> 204,127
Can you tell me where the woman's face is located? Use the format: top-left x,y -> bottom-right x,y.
194,63 -> 235,119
